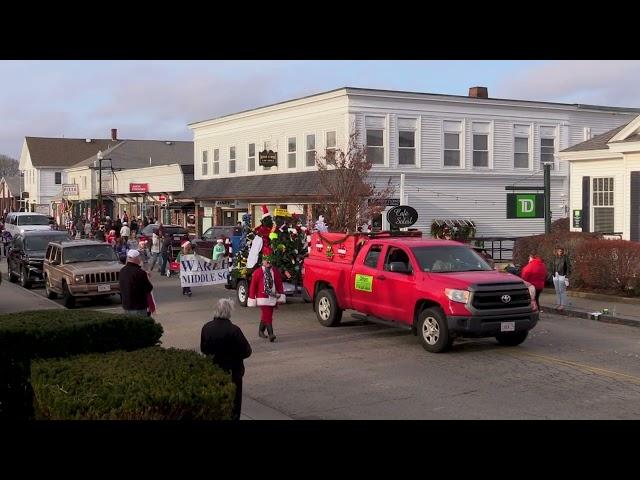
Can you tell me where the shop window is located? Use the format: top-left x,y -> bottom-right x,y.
288,137 -> 297,169
229,146 -> 236,174
248,143 -> 255,172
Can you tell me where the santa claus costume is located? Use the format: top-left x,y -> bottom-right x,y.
248,253 -> 285,342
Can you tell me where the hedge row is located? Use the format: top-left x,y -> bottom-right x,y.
512,232 -> 602,270
0,310 -> 163,360
32,347 -> 235,420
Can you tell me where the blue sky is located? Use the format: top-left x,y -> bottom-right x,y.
2,60 -> 639,159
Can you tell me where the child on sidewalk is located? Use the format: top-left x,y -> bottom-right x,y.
177,240 -> 193,297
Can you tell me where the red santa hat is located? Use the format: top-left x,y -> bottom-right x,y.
261,204 -> 271,219
262,245 -> 273,256
181,240 -> 191,248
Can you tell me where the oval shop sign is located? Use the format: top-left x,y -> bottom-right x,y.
387,205 -> 418,228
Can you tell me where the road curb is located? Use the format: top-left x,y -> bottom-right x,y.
3,281 -> 64,309
541,304 -> 640,328
566,290 -> 640,305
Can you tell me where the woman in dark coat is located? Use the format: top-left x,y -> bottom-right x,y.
201,298 -> 252,421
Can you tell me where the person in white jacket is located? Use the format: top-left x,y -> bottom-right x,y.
120,222 -> 131,243
147,228 -> 161,272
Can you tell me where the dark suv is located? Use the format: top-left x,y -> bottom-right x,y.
139,224 -> 189,255
7,230 -> 71,288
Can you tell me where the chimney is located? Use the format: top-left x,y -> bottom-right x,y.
469,86 -> 488,99
111,128 -> 118,141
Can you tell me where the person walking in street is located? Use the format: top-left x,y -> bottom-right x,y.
84,221 -> 92,239
159,231 -> 173,276
114,237 -> 128,263
520,251 -> 548,311
551,246 -> 572,311
119,249 -> 154,317
147,228 -> 161,272
248,254 -> 285,342
177,240 -> 193,297
200,298 -> 252,421
120,221 -> 130,243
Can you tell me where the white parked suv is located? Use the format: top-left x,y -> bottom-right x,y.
4,212 -> 52,237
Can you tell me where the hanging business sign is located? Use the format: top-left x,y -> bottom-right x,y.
130,183 -> 149,193
387,205 -> 418,228
506,193 -> 544,219
258,150 -> 278,167
572,209 -> 582,228
62,184 -> 79,196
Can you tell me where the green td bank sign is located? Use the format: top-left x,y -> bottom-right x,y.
506,193 -> 544,219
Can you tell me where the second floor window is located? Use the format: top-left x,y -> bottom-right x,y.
398,118 -> 417,166
248,143 -> 255,172
213,149 -> 220,175
540,126 -> 556,170
325,131 -> 336,162
472,123 -> 490,168
288,137 -> 297,169
202,150 -> 208,176
306,134 -> 316,167
55,172 -> 62,184
443,120 -> 462,167
514,125 -> 530,169
229,146 -> 236,174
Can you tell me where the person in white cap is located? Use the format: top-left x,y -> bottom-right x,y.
177,240 -> 193,297
120,221 -> 131,243
119,249 -> 154,316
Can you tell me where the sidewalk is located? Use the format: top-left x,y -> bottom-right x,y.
540,290 -> 640,328
240,396 -> 293,420
0,272 -> 63,315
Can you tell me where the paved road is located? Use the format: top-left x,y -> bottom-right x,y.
15,262 -> 640,419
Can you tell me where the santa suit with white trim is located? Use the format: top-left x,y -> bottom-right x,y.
248,257 -> 284,341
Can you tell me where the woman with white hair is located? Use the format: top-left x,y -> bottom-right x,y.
201,298 -> 252,420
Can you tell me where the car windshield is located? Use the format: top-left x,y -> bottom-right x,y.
63,245 -> 119,264
25,234 -> 70,251
165,227 -> 188,236
411,246 -> 492,273
17,215 -> 50,226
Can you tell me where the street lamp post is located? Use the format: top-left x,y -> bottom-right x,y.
97,151 -> 103,220
543,161 -> 553,234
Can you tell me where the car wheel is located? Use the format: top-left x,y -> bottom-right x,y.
8,261 -> 18,283
20,266 -> 31,289
62,281 -> 76,308
417,307 -> 452,353
315,288 -> 342,327
45,275 -> 57,299
236,279 -> 248,307
495,330 -> 528,347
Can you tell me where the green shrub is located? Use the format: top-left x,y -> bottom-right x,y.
0,310 -> 163,360
512,232 -> 601,272
32,347 -> 236,420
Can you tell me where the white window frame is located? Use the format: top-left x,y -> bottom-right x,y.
229,146 -> 236,174
471,121 -> 492,169
324,130 -> 337,162
592,177 -> 615,233
514,124 -> 532,170
441,119 -> 464,169
288,136 -> 297,169
397,117 -> 419,168
213,148 -> 220,175
201,150 -> 208,176
305,133 -> 316,168
247,143 -> 256,172
540,125 -> 558,170
365,115 -> 387,167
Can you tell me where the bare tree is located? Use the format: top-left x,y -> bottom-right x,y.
315,131 -> 394,232
0,154 -> 19,178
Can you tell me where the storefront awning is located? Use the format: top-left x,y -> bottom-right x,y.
177,170 -> 336,201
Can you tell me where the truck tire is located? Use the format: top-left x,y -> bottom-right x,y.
44,275 -> 57,299
236,279 -> 248,307
417,307 -> 452,353
315,288 -> 342,327
20,266 -> 31,289
62,281 -> 76,308
8,261 -> 18,283
495,330 -> 528,347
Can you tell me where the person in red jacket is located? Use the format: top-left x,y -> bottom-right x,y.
520,252 -> 548,311
247,253 -> 285,342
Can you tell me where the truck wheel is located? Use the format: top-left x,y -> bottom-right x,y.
62,282 -> 76,308
418,307 -> 451,353
236,279 -> 248,307
8,261 -> 18,283
20,266 -> 31,289
315,288 -> 342,327
44,275 -> 57,299
495,331 -> 528,347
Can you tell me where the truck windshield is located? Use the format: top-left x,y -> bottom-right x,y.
411,246 -> 492,273
63,245 -> 119,264
17,215 -> 50,226
25,234 -> 70,251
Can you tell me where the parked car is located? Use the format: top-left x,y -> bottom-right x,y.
302,231 -> 539,353
4,212 -> 52,237
7,230 -> 71,288
191,226 -> 234,258
138,224 -> 189,256
43,240 -> 124,308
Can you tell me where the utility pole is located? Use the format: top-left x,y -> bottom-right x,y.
543,161 -> 552,234
97,151 -> 103,221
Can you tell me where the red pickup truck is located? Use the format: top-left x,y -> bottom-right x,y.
302,231 -> 539,353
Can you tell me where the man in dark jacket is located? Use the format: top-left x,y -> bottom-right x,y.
119,250 -> 153,316
159,232 -> 173,276
201,298 -> 252,420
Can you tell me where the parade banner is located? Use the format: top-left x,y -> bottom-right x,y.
179,254 -> 229,288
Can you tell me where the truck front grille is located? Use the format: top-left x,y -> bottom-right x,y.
472,283 -> 531,310
86,272 -> 119,284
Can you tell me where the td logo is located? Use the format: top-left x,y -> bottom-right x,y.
516,194 -> 536,218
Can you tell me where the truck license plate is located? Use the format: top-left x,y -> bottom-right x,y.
501,322 -> 515,332
97,284 -> 111,292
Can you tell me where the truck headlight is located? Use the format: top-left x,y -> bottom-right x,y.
74,275 -> 84,283
445,288 -> 470,304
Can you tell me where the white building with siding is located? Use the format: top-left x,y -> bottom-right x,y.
185,86 -> 639,237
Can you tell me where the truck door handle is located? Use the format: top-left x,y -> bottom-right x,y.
377,275 -> 386,280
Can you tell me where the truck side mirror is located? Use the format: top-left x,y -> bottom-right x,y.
389,262 -> 410,273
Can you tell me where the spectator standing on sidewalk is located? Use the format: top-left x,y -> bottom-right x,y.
200,298 -> 252,421
177,240 -> 193,297
551,246 -> 572,311
520,252 -> 548,311
119,250 -> 154,317
147,228 -> 161,272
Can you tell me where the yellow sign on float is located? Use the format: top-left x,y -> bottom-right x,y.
354,274 -> 373,292
274,208 -> 293,217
